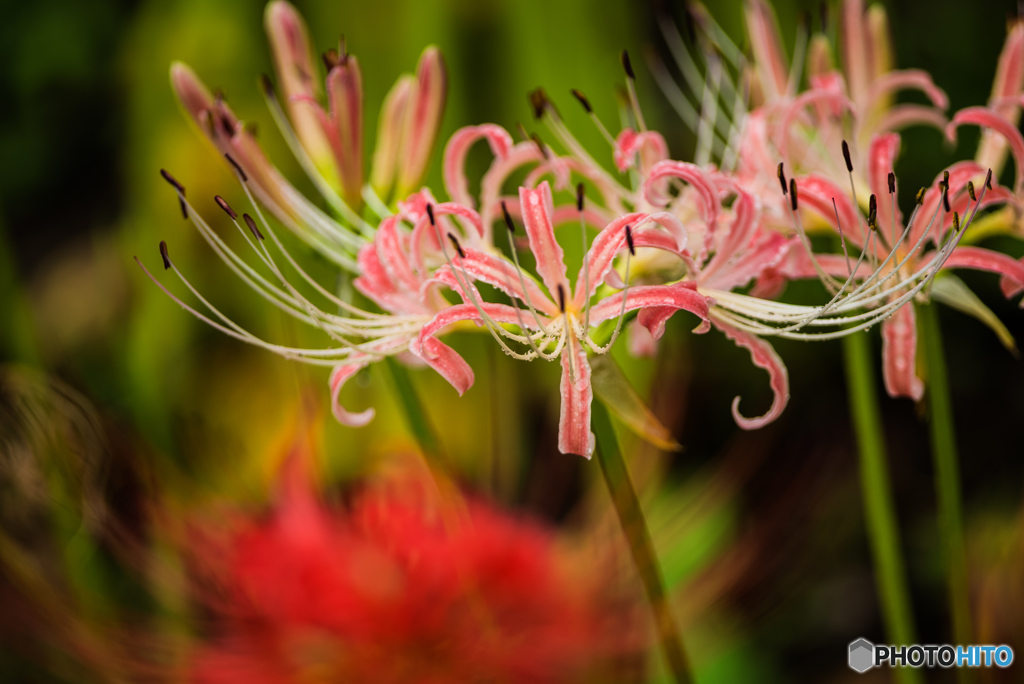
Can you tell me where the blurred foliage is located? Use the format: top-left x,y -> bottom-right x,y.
1,0 -> 1024,682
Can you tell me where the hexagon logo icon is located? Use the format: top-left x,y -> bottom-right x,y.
849,638 -> 874,673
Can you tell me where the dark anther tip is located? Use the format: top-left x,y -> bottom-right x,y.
242,213 -> 264,240
777,162 -> 788,195
842,140 -> 853,173
967,181 -> 977,202
789,178 -> 798,211
942,184 -> 951,212
620,49 -> 635,80
916,187 -> 925,205
528,88 -> 549,120
214,195 -> 237,219
224,154 -> 248,182
570,89 -> 592,113
944,170 -> 950,185
447,232 -> 465,259
576,183 -> 585,212
159,241 -> 171,270
501,201 -> 515,233
426,203 -> 436,226
625,224 -> 635,256
985,168 -> 993,190
259,73 -> 275,98
160,169 -> 185,194
953,211 -> 961,232
887,171 -> 896,194
868,194 -> 877,221
557,284 -> 566,313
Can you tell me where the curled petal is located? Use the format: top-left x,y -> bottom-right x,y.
613,129 -> 669,172
376,216 -> 420,293
396,47 -> 448,198
978,21 -> 1024,174
412,303 -> 529,394
558,336 -> 595,458
643,161 -> 720,231
519,182 -> 568,296
354,243 -> 423,315
712,317 -> 790,430
882,302 -> 923,401
942,246 -> 1024,297
589,283 -> 711,336
443,124 -> 513,208
370,75 -> 414,198
329,363 -> 374,427
866,69 -> 949,112
947,107 -> 1024,192
702,185 -> 759,283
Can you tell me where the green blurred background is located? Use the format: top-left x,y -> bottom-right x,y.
2,0 -> 1024,681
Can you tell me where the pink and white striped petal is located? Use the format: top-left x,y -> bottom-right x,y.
558,336 -> 595,458
882,302 -> 923,401
329,362 -> 374,427
946,107 -> 1024,192
588,283 -> 711,336
519,182 -> 569,297
943,246 -> 1024,297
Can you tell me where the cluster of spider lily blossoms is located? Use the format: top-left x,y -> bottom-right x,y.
140,0 -> 1024,464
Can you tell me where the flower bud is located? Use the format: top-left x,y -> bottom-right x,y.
326,55 -> 364,209
370,75 -> 414,200
395,46 -> 447,199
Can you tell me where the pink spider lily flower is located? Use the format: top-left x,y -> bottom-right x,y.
170,0 -> 446,271
658,0 -> 1024,400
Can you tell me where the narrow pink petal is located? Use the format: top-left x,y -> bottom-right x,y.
947,107 -> 1024,192
353,244 -> 423,315
841,0 -> 869,107
795,174 -> 867,246
978,21 -> 1024,173
442,124 -> 513,208
701,230 -> 791,292
701,185 -> 759,283
588,283 -> 711,335
776,88 -> 855,161
571,212 -> 648,308
943,246 -> 1024,295
479,142 -> 544,240
806,36 -> 834,83
1001,258 -> 1024,299
519,182 -> 569,297
882,302 -> 923,401
325,57 -> 364,208
551,205 -> 613,231
558,336 -> 595,458
396,47 -> 447,198
867,133 -> 903,238
744,0 -> 790,99
431,248 -> 558,315
643,160 -> 720,230
375,216 -> 421,294
329,362 -> 374,427
711,318 -> 790,429
170,62 -> 214,126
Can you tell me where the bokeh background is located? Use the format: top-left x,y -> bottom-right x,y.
2,0 -> 1023,681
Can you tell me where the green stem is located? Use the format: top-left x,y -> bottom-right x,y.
384,356 -> 445,465
592,399 -> 692,684
918,303 -> 973,657
842,332 -> 922,684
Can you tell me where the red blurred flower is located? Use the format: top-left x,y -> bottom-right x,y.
187,462 -> 642,683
